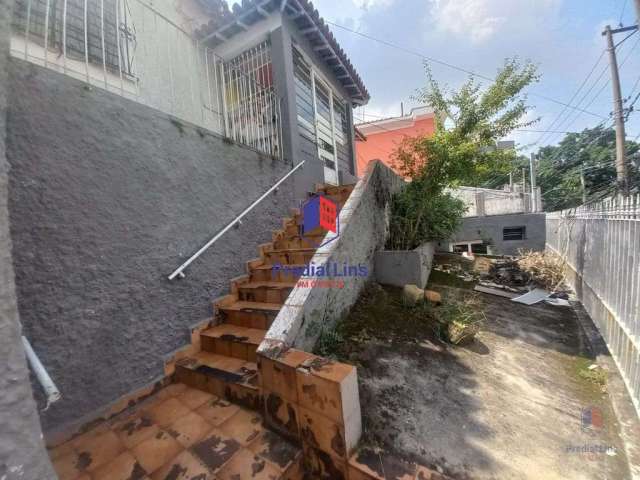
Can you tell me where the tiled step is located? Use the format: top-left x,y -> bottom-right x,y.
263,247 -> 316,265
200,324 -> 266,362
218,300 -> 282,330
237,280 -> 297,304
175,351 -> 261,411
250,263 -> 306,283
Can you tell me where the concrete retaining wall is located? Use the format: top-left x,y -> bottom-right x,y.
374,242 -> 436,288
258,160 -> 404,352
6,58 -> 296,436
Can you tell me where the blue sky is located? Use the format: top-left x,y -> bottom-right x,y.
311,0 -> 640,154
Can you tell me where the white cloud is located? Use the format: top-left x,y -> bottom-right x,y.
351,0 -> 395,9
430,0 -> 561,45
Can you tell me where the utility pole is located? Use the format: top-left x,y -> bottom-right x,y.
529,153 -> 537,212
521,167 -> 526,193
509,172 -> 513,191
603,25 -> 633,194
580,161 -> 587,204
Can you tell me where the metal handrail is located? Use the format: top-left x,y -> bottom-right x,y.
168,161 -> 306,280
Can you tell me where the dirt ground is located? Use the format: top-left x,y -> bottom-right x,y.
326,282 -> 632,480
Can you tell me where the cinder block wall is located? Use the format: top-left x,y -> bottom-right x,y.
6,58 -> 296,436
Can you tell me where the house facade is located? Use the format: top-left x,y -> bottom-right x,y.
10,0 -> 369,196
355,106 -> 436,177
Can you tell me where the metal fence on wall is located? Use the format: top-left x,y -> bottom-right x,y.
9,0 -> 283,159
546,195 -> 640,416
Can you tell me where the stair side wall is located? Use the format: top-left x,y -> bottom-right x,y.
6,58 -> 297,437
259,160 -> 404,353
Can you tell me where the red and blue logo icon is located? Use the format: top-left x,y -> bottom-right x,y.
581,406 -> 604,431
301,193 -> 339,248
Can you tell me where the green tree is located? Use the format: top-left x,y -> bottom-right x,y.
387,59 -> 540,250
534,126 -> 640,211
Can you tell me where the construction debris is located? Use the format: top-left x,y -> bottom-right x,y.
474,285 -> 520,299
512,288 -> 550,305
424,290 -> 443,305
516,250 -> 566,290
402,284 -> 424,306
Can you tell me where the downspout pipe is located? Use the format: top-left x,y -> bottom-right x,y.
22,336 -> 61,409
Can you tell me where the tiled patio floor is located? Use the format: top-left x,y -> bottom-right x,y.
49,383 -> 303,480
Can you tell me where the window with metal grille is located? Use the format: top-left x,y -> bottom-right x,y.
503,226 -> 526,241
12,0 -> 136,76
292,47 -> 316,143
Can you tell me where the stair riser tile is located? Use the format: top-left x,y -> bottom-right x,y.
219,310 -> 277,329
264,252 -> 315,265
250,269 -> 303,283
175,367 -> 226,398
238,287 -> 292,304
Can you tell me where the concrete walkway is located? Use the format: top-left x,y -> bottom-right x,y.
354,285 -> 633,480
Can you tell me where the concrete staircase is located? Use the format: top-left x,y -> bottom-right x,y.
173,183 -> 355,471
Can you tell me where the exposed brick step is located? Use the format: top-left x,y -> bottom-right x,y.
175,351 -> 261,411
263,247 -> 316,265
217,300 -> 282,330
200,324 -> 266,362
316,183 -> 356,197
236,280 -> 297,304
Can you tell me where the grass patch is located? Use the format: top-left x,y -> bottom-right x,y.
313,283 -> 486,359
575,357 -> 607,391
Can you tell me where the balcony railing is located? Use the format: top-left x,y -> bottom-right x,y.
10,0 -> 283,159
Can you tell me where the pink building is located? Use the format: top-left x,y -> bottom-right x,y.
355,106 -> 437,177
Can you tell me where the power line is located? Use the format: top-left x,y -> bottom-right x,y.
545,32 -> 640,146
325,20 -> 608,120
535,50 -> 606,146
619,0 -> 629,24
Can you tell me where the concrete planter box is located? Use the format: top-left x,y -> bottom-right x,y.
374,242 -> 436,288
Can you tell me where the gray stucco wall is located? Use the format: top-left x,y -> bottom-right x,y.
0,2 -> 56,478
437,213 -> 546,256
6,58 -> 297,436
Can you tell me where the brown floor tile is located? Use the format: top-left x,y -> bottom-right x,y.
131,430 -> 184,475
150,449 -> 214,480
190,427 -> 242,474
176,387 -> 216,410
195,397 -> 240,426
91,451 -> 148,480
74,430 -> 125,472
165,411 -> 212,448
219,409 -> 264,446
146,397 -> 191,427
215,447 -> 281,480
48,441 -> 75,461
248,430 -> 301,473
155,383 -> 188,400
112,413 -> 161,449
51,451 -> 88,480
